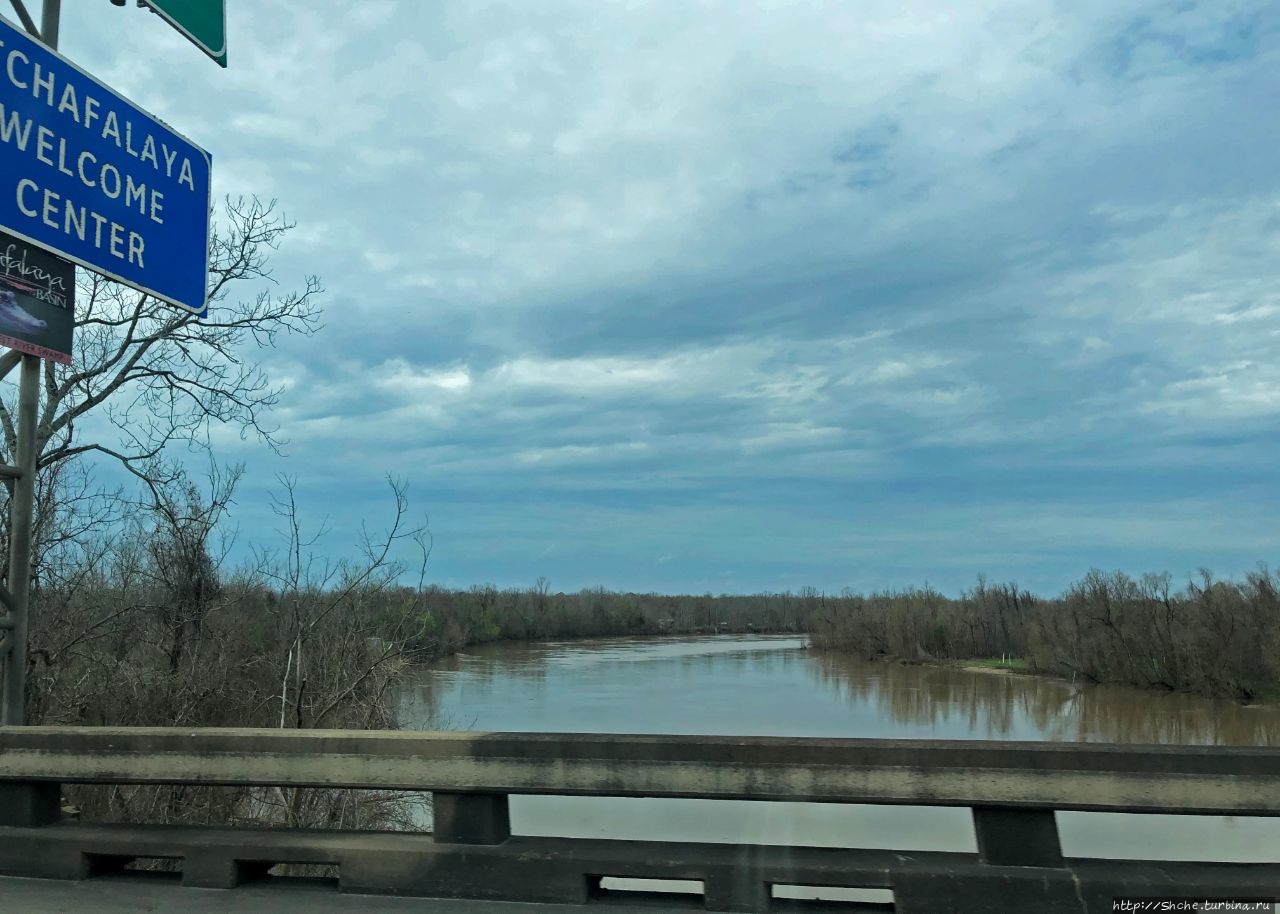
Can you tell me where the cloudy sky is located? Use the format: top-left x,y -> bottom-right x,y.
34,0 -> 1280,596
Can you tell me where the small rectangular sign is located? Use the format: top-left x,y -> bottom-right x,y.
141,0 -> 227,68
0,230 -> 74,364
0,15 -> 211,315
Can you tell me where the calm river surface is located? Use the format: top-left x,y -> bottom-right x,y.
397,634 -> 1280,870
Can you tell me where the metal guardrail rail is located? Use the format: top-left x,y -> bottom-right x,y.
1,727 -> 1278,913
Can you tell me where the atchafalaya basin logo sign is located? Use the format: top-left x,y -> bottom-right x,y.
0,15 -> 210,316
0,230 -> 73,364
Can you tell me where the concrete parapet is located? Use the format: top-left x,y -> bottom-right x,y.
3,727 -> 1280,814
1,727 -> 1279,911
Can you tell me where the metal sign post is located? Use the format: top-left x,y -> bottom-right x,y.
0,0 -> 57,726
1,354 -> 36,725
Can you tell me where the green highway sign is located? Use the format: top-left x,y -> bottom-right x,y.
142,0 -> 227,68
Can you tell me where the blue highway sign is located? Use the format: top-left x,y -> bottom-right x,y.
0,16 -> 211,315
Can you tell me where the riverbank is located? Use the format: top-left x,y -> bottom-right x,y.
954,659 -> 1031,677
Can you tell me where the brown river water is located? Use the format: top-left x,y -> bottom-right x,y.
396,634 -> 1280,898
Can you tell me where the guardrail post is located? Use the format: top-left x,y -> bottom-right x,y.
0,782 -> 61,827
704,869 -> 769,913
182,852 -> 272,889
431,791 -> 510,844
972,806 -> 1063,867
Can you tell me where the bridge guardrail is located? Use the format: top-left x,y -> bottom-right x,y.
1,727 -> 1278,912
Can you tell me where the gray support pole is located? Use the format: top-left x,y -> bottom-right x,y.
38,0 -> 57,48
0,351 -> 20,384
1,0 -> 59,726
2,356 -> 38,725
7,0 -> 39,39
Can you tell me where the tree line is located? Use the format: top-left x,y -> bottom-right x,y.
807,570 -> 1280,700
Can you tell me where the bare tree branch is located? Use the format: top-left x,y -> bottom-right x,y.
0,197 -> 322,484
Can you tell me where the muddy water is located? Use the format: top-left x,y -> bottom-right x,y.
396,634 -> 1280,878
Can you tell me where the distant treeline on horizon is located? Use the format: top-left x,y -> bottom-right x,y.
246,565 -> 1280,701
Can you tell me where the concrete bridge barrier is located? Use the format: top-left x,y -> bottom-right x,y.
1,727 -> 1278,912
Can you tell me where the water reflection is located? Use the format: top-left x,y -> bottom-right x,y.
809,650 -> 1280,746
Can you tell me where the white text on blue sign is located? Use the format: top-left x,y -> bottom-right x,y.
0,18 -> 211,314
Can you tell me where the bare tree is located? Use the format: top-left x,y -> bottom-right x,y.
31,469 -> 435,837
0,195 -> 320,725
142,459 -> 243,675
246,473 -> 433,831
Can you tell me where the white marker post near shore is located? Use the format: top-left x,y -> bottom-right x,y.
0,0 -> 216,724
